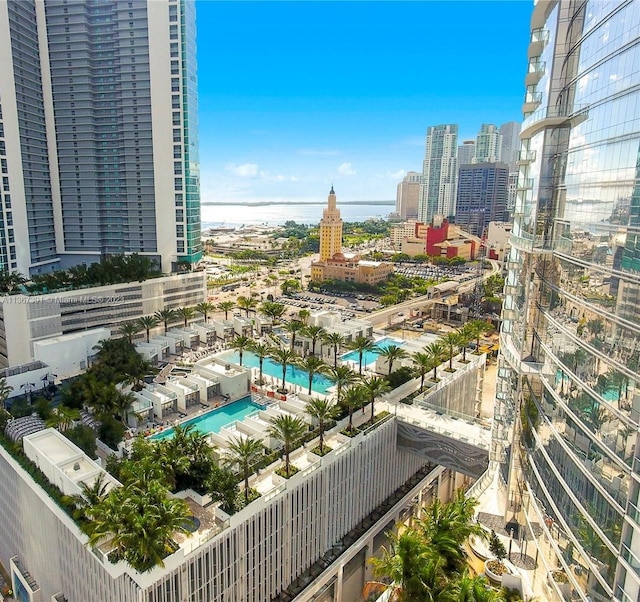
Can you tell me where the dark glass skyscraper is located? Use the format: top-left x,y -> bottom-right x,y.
495,1 -> 640,600
455,162 -> 509,238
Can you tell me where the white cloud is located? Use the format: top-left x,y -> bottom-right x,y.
337,162 -> 356,175
223,162 -> 298,183
261,172 -> 298,183
225,163 -> 260,178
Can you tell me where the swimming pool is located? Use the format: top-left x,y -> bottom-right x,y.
149,396 -> 265,441
220,351 -> 334,395
341,337 -> 400,365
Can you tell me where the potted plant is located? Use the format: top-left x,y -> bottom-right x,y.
485,530 -> 509,583
550,569 -> 571,597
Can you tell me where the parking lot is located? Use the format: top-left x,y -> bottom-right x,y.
393,262 -> 476,281
276,291 -> 382,319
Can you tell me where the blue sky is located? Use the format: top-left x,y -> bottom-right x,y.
196,1 -> 533,205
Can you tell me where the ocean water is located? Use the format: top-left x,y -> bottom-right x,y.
202,201 -> 395,229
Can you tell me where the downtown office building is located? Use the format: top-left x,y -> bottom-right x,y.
496,0 -> 640,600
418,123 -> 458,225
0,0 -> 202,276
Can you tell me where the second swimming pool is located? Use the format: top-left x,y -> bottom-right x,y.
149,396 -> 265,441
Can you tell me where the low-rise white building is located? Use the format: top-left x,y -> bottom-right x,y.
485,221 -> 512,261
0,272 -> 206,368
210,319 -> 234,340
0,417 -> 445,602
33,328 -> 111,378
23,429 -> 120,498
195,357 -> 250,401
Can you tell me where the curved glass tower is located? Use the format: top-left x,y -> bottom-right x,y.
497,1 -> 640,600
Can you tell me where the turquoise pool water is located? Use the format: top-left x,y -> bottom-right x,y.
221,351 -> 334,394
555,370 -> 621,402
149,396 -> 265,441
341,337 -> 399,365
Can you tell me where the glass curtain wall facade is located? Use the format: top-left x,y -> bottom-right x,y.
418,124 -> 458,224
176,0 -> 201,264
497,1 -> 640,601
0,0 -> 201,275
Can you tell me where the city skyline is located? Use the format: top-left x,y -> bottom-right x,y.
196,1 -> 532,206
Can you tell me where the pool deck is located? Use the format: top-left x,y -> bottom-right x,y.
128,392 -> 242,440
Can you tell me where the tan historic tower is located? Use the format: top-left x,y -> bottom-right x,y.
318,186 -> 343,261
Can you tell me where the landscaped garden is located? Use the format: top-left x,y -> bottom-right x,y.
0,290 -> 495,577
365,490 -> 524,601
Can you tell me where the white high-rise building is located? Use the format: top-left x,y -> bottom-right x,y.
418,124 -> 458,224
473,124 -> 502,163
0,0 -> 201,275
457,140 -> 476,166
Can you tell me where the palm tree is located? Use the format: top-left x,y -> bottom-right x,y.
417,489 -> 486,573
572,347 -> 588,377
298,308 -> 310,324
176,306 -> 195,328
195,301 -> 215,323
137,315 -> 159,343
217,300 -> 236,320
283,320 -> 304,352
225,436 -> 264,503
260,301 -> 287,323
425,340 -> 446,381
113,390 -> 136,426
306,397 -> 338,455
441,331 -> 462,371
154,308 -> 177,333
323,332 -> 345,368
412,351 -> 432,391
325,364 -> 359,407
249,341 -> 272,385
119,321 -> 141,344
84,480 -> 190,572
230,335 -> 252,366
361,375 -> 391,424
296,355 -> 325,395
349,335 -> 376,374
267,414 -> 307,478
236,295 -> 258,317
606,369 -> 628,402
367,530 -> 448,602
46,405 -> 80,431
302,324 -> 326,356
0,377 -> 13,410
456,323 -> 476,362
468,319 -> 491,352
444,571 -> 500,601
342,386 -> 366,432
379,344 -> 408,375
269,346 -> 297,391
368,491 -> 487,601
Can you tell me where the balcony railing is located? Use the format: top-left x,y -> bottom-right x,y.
516,178 -> 534,190
517,149 -> 537,163
521,105 -> 589,139
531,27 -> 549,44
526,60 -> 546,85
523,91 -> 543,112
